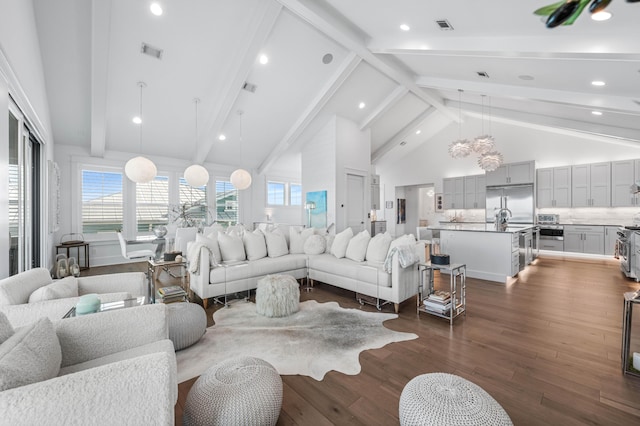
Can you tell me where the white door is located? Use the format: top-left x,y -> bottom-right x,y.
346,174 -> 365,234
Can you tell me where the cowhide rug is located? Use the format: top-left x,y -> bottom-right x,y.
176,300 -> 417,381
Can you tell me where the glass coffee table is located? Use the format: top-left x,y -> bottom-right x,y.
63,296 -> 146,318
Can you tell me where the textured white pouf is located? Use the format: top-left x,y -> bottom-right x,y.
255,274 -> 300,317
399,373 -> 513,426
166,302 -> 207,351
183,356 -> 283,426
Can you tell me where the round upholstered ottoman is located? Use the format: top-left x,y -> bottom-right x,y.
166,302 -> 207,351
183,356 -> 283,426
255,274 -> 300,317
399,373 -> 513,426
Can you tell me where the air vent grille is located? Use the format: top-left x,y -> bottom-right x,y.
242,82 -> 257,93
435,19 -> 453,30
477,71 -> 490,78
140,43 -> 163,60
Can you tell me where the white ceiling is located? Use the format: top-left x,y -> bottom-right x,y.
33,0 -> 640,175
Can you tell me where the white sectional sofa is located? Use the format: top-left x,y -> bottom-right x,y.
187,225 -> 424,312
0,303 -> 177,425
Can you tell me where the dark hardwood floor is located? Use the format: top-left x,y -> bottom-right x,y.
86,255 -> 640,425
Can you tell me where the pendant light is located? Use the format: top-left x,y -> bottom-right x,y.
184,98 -> 210,187
472,95 -> 495,155
448,89 -> 472,159
125,82 -> 157,183
230,110 -> 252,190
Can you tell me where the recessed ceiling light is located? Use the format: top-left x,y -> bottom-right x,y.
358,102 -> 366,109
132,116 -> 142,124
150,2 -> 163,16
218,134 -> 226,141
400,24 -> 410,31
591,80 -> 606,86
259,54 -> 269,65
591,11 -> 612,21
592,111 -> 603,116
416,130 -> 422,135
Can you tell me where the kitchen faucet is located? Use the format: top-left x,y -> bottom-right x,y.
494,207 -> 512,231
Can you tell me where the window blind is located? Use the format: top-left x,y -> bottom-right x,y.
82,170 -> 123,233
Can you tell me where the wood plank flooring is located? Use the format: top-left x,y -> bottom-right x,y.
86,256 -> 640,425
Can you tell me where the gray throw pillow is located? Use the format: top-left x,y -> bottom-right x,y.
0,317 -> 62,391
28,276 -> 78,303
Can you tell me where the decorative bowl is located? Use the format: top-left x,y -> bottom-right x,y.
430,254 -> 450,265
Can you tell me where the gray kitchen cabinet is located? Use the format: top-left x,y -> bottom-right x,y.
571,162 -> 610,207
443,177 -> 464,210
463,174 -> 486,209
537,166 -> 571,208
563,225 -> 604,255
604,226 -> 619,256
611,160 -> 640,207
485,161 -> 535,186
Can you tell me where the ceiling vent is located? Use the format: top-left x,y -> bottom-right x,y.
400,141 -> 407,146
435,19 -> 454,30
140,42 -> 163,60
242,82 -> 257,93
476,71 -> 490,78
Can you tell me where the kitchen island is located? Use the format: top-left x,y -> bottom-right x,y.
429,223 -> 536,283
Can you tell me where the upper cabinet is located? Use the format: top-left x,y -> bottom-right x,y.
485,161 -> 535,186
537,166 -> 571,208
611,160 -> 640,207
463,175 -> 486,209
443,177 -> 464,210
571,162 -> 610,207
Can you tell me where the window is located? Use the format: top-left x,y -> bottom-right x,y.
267,182 -> 285,205
82,170 -> 123,233
136,175 -> 169,232
290,184 -> 302,206
178,178 -> 208,224
216,180 -> 238,226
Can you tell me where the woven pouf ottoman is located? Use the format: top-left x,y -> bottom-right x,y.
166,302 -> 207,351
183,356 -> 283,426
399,373 -> 513,426
255,274 -> 300,317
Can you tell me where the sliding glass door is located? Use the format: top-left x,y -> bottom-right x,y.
8,105 -> 41,276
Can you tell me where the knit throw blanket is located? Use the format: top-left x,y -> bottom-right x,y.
186,242 -> 213,274
383,245 -> 419,273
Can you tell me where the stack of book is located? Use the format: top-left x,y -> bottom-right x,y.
423,290 -> 452,314
157,285 -> 187,304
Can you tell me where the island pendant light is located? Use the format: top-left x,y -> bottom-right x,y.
230,110 -> 252,190
471,95 -> 495,155
184,98 -> 209,187
477,96 -> 504,172
125,82 -> 157,183
448,89 -> 472,159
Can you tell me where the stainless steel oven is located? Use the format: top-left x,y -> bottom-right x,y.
617,228 -> 632,275
538,225 -> 564,251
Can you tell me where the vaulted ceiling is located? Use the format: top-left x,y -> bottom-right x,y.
33,0 -> 640,174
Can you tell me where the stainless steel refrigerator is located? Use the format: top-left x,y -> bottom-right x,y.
485,184 -> 535,224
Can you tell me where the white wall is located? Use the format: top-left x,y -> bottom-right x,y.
0,0 -> 54,276
251,169 -> 304,227
377,116 -> 640,235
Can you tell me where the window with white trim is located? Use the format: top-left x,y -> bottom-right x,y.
267,181 -> 286,205
179,177 -> 208,224
290,183 -> 302,206
136,175 -> 169,232
81,169 -> 123,234
216,180 -> 238,226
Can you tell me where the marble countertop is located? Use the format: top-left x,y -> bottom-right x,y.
430,223 -> 536,233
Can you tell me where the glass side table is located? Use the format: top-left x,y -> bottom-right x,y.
147,258 -> 188,303
622,291 -> 640,377
417,262 -> 466,325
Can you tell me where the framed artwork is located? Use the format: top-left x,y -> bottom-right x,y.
435,193 -> 444,212
305,190 -> 327,228
385,200 -> 393,209
397,198 -> 406,224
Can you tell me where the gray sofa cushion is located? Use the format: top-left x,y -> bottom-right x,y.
28,276 -> 78,303
0,268 -> 52,305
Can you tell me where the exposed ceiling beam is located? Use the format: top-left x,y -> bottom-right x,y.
359,86 -> 408,130
277,0 -> 460,123
371,107 -> 436,163
89,0 -> 111,158
257,52 -> 361,175
195,2 -> 282,163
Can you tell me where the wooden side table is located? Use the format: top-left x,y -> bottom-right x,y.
56,242 -> 90,270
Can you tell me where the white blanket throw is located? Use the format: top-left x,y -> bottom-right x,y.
383,244 -> 419,273
187,242 -> 213,274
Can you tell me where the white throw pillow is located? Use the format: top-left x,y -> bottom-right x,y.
303,234 -> 326,255
366,232 -> 393,263
289,227 -> 315,254
0,312 -> 13,344
330,228 -> 353,259
324,235 -> 335,253
345,230 -> 371,262
197,233 -> 222,265
0,317 -> 62,391
263,229 -> 289,258
217,233 -> 247,262
28,277 -> 78,303
243,229 -> 268,261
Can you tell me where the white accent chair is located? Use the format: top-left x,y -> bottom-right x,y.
117,232 -> 156,261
